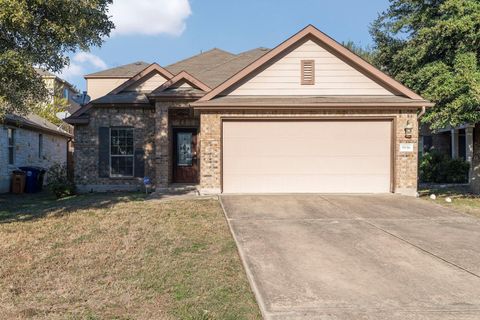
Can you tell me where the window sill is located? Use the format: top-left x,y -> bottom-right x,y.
108,176 -> 137,180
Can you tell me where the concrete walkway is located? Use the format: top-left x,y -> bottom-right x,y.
220,194 -> 480,320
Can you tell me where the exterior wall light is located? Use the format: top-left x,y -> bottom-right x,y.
404,120 -> 413,138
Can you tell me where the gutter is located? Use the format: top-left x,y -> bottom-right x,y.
417,106 -> 427,120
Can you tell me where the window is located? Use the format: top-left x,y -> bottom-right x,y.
177,132 -> 193,166
63,88 -> 69,99
7,128 -> 15,165
301,60 -> 315,85
38,134 -> 43,159
110,128 -> 134,177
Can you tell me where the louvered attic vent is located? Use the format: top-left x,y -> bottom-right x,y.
301,60 -> 315,85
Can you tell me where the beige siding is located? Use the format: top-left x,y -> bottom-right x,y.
87,78 -> 129,100
229,40 -> 394,96
124,73 -> 168,92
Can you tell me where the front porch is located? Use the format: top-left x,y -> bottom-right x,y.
420,124 -> 475,182
154,104 -> 201,190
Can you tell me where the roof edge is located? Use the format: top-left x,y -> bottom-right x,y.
150,70 -> 211,95
4,117 -> 73,138
108,63 -> 174,95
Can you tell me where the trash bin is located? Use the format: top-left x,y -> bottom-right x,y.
11,170 -> 26,194
19,166 -> 45,193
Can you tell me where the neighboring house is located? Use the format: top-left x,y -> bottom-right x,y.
66,25 -> 433,196
0,70 -> 78,193
420,123 -> 479,190
35,69 -> 82,132
0,114 -> 72,193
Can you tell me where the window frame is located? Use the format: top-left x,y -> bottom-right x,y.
109,127 -> 135,178
63,87 -> 69,100
7,128 -> 15,165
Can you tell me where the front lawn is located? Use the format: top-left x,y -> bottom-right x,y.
419,186 -> 480,219
0,192 -> 260,319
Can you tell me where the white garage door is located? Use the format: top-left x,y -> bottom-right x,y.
222,120 -> 392,193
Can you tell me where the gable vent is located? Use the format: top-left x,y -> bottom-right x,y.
301,60 -> 315,85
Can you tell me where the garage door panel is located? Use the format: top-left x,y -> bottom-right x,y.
223,120 -> 392,193
225,156 -> 390,175
224,138 -> 390,157
223,174 -> 390,194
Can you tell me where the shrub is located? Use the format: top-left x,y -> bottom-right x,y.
419,151 -> 469,183
46,163 -> 75,198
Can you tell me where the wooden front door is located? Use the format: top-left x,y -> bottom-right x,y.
173,128 -> 198,183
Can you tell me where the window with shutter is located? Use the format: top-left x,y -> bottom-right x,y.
110,128 -> 134,177
301,60 -> 315,85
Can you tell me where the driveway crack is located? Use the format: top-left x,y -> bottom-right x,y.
362,219 -> 480,279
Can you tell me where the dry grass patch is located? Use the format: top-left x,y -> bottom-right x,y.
0,193 -> 260,319
419,186 -> 480,219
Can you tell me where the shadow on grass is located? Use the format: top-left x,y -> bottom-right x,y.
418,184 -> 478,198
0,191 -> 147,224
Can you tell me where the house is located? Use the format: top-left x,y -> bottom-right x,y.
420,123 -> 480,191
0,70 -> 77,193
66,25 -> 433,196
35,69 -> 82,132
0,114 -> 72,193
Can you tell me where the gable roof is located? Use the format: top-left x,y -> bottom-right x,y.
85,61 -> 150,78
196,25 -> 424,103
151,71 -> 211,94
108,63 -> 174,95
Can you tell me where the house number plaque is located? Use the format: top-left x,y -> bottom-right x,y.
400,143 -> 414,153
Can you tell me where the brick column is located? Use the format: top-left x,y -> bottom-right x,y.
155,102 -> 170,189
199,112 -> 222,194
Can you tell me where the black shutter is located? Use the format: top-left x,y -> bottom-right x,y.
134,148 -> 145,178
98,127 -> 110,178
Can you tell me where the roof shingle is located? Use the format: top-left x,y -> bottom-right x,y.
85,61 -> 150,78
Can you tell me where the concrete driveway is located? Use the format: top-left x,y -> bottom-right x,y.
220,194 -> 480,320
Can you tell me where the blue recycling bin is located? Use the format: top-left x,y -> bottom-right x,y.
19,167 -> 45,193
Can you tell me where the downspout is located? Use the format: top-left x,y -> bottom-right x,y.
417,106 -> 426,120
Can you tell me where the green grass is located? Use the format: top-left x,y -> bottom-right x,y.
0,192 -> 260,319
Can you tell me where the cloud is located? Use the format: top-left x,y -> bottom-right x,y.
73,52 -> 108,69
59,52 -> 107,80
109,0 -> 192,36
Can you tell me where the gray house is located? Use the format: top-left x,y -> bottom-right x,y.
0,114 -> 72,193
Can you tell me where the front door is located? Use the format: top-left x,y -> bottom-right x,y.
173,128 -> 198,183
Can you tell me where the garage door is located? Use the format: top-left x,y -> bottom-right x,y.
222,120 -> 392,193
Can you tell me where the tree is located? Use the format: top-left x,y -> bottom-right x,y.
0,0 -> 114,117
342,41 -> 376,63
370,0 -> 480,130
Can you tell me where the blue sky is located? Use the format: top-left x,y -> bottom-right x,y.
62,0 -> 390,91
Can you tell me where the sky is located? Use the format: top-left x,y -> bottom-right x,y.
60,0 -> 390,91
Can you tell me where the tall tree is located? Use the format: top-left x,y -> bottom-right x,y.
342,41 -> 376,63
0,0 -> 114,117
370,0 -> 480,130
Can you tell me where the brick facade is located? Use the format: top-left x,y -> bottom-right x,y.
75,103 -> 200,192
199,109 -> 419,196
74,106 -> 156,192
0,126 -> 68,193
74,106 -> 419,195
